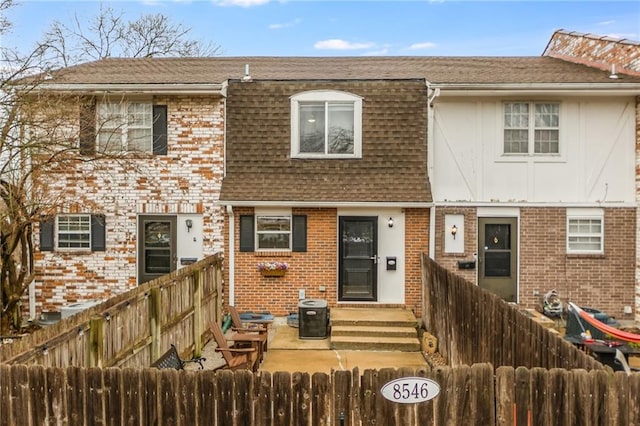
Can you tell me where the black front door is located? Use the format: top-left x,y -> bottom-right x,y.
478,217 -> 518,302
138,215 -> 177,284
339,216 -> 378,301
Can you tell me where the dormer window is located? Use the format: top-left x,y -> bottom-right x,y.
291,90 -> 362,158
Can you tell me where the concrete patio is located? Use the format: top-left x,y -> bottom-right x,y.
188,313 -> 429,374
260,318 -> 428,374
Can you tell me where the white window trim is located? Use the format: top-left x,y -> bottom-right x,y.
97,100 -> 153,153
497,101 -> 565,163
255,208 -> 293,252
56,214 -> 92,250
290,90 -> 363,159
566,208 -> 604,254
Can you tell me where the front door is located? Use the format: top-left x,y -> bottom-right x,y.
478,217 -> 518,302
339,216 -> 378,301
138,215 -> 177,284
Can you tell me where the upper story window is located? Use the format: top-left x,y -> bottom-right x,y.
504,102 -> 559,155
566,209 -> 603,254
97,102 -> 153,153
79,101 -> 167,156
291,91 -> 362,158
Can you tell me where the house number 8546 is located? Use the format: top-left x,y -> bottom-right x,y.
380,377 -> 440,404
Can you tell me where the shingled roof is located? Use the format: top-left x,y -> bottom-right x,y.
220,80 -> 431,205
46,55 -> 640,86
45,55 -> 640,205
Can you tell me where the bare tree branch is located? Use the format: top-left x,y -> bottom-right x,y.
39,4 -> 220,68
1,0 -> 221,333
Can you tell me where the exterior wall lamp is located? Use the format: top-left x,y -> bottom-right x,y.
388,217 -> 394,228
186,219 -> 193,232
451,225 -> 458,239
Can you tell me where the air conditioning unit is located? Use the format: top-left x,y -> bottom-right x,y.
60,299 -> 102,319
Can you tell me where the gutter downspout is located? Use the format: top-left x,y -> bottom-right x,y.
222,81 -> 228,178
226,205 -> 235,306
427,83 -> 440,259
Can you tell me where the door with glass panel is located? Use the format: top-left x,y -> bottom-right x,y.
339,217 -> 378,301
478,217 -> 518,302
138,215 -> 177,284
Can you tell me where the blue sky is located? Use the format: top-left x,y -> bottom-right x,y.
3,1 -> 640,57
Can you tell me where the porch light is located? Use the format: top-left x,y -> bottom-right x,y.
185,219 -> 193,232
388,217 -> 394,228
451,225 -> 458,239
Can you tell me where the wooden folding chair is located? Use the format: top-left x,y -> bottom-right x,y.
209,321 -> 259,372
228,305 -> 270,335
228,305 -> 269,356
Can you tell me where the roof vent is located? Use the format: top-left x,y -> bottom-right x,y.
609,64 -> 619,79
242,63 -> 252,82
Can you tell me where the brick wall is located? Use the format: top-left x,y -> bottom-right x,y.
436,206 -> 636,318
637,95 -> 640,322
544,30 -> 640,76
227,207 -> 429,317
404,208 -> 430,318
520,207 -> 636,317
230,208 -> 337,316
35,96 -> 225,312
434,207 -> 478,283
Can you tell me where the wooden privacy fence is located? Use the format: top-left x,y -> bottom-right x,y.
0,254 -> 224,369
1,363 -> 638,425
421,254 -> 603,371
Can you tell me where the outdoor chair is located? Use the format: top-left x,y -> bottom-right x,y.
228,305 -> 269,355
151,344 -> 205,370
209,321 -> 259,372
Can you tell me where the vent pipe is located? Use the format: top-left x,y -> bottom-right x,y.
242,64 -> 252,81
609,63 -> 619,79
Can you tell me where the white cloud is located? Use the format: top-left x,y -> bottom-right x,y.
212,0 -> 269,7
268,18 -> 301,30
406,42 -> 437,50
596,20 -> 616,26
314,39 -> 376,50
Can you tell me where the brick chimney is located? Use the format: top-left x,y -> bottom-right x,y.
543,29 -> 640,77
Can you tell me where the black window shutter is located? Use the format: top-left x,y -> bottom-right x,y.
153,105 -> 168,155
91,214 -> 106,251
239,215 -> 255,252
39,217 -> 55,251
292,215 -> 307,252
79,99 -> 96,155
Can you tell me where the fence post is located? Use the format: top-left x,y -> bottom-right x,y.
216,263 -> 224,323
149,287 -> 161,363
193,270 -> 203,356
89,317 -> 104,368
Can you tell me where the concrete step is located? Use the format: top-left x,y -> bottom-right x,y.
329,308 -> 420,351
331,325 -> 417,339
330,335 -> 421,352
330,308 -> 418,328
